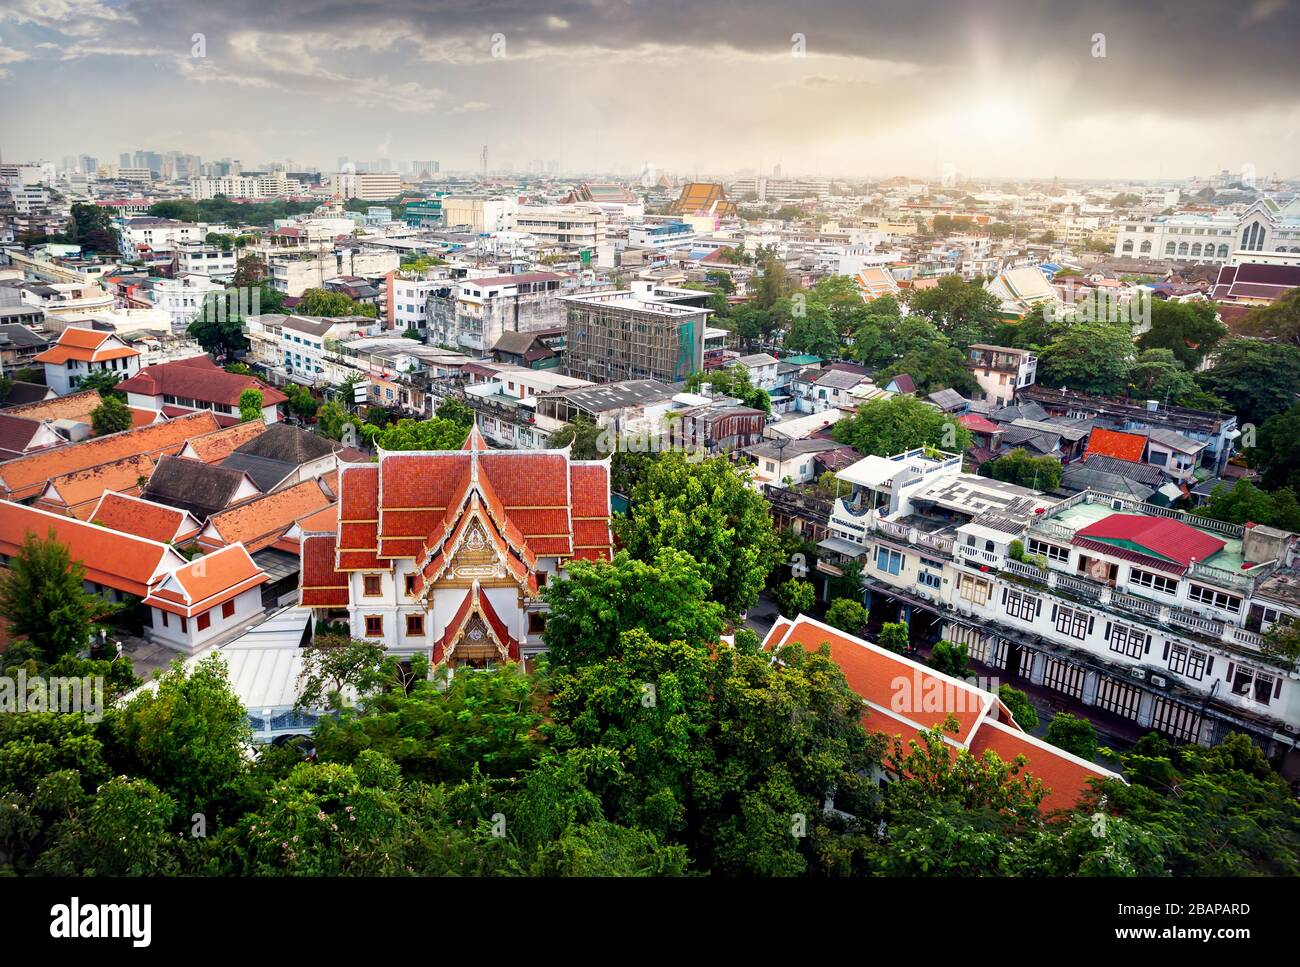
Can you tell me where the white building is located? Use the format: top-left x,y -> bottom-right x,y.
34,328 -> 142,396
1113,198 -> 1300,262
331,171 -> 402,201
514,205 -> 608,249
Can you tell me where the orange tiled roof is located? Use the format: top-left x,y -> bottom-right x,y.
0,411 -> 220,501
87,491 -> 202,543
144,543 -> 267,618
179,420 -> 269,463
0,500 -> 186,597
199,478 -> 334,554
0,389 -> 159,432
33,328 -> 141,365
35,452 -> 157,519
763,614 -> 1118,813
1085,427 -> 1148,463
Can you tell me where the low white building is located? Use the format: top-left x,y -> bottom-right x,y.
143,544 -> 269,654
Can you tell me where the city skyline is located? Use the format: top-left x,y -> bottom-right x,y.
1,0 -> 1298,180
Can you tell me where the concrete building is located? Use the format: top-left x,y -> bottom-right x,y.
329,171 -> 401,201
562,282 -> 710,385
1113,198 -> 1300,263
513,205 -> 607,249
967,344 -> 1038,408
427,271 -> 571,355
813,447 -> 1300,775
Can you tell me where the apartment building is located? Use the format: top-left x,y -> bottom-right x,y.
514,205 -> 607,249
427,272 -> 571,355
562,283 -> 710,385
627,221 -> 696,252
268,249 -> 400,297
329,171 -> 402,201
175,242 -> 238,279
244,313 -> 377,388
191,172 -> 304,200
118,217 -> 208,258
813,447 -> 1300,774
967,344 -> 1038,407
440,196 -> 517,233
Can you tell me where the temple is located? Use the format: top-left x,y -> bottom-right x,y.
298,427 -> 612,668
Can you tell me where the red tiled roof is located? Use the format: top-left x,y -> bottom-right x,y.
117,358 -> 288,408
33,328 -> 140,365
1074,513 -> 1225,569
0,501 -> 186,597
0,411 -> 220,502
299,533 -> 349,607
144,543 -> 267,618
179,420 -> 269,463
764,614 -> 1118,813
1085,427 -> 1147,463
959,414 -> 1001,434
87,491 -> 202,543
199,478 -> 333,553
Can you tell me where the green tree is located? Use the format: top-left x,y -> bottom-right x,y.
74,368 -> 123,398
189,291 -> 252,361
1237,286 -> 1300,347
0,530 -> 118,663
1255,402 -> 1300,493
1197,339 -> 1300,427
316,400 -> 352,441
824,597 -> 866,634
547,415 -> 606,459
541,548 -> 727,667
238,388 -> 264,422
775,578 -> 815,617
615,452 -> 782,617
877,622 -> 909,654
927,639 -> 971,679
548,629 -> 882,875
983,448 -> 1063,491
90,394 -> 133,436
998,684 -> 1039,730
1045,712 -> 1098,761
36,777 -> 180,876
1129,348 -> 1224,409
903,274 -> 1001,350
684,364 -> 771,414
1193,480 -> 1300,532
1037,321 -> 1134,396
371,417 -> 469,451
296,287 -> 378,319
831,393 -> 971,456
435,396 -> 475,429
1136,299 -> 1227,370
103,654 -> 250,820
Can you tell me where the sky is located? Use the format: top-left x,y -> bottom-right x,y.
1,0 -> 1299,181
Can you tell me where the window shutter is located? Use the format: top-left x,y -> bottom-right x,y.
1275,677 -> 1283,700
1162,643 -> 1170,661
1051,604 -> 1057,622
1204,657 -> 1213,675
1104,621 -> 1111,641
1001,588 -> 1007,604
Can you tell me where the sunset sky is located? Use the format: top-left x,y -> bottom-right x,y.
1,0 -> 1298,180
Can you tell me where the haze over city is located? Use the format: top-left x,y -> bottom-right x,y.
2,0 -> 1299,178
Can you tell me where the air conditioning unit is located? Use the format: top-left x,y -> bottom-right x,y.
1149,674 -> 1170,689
1130,667 -> 1147,681
1111,498 -> 1124,510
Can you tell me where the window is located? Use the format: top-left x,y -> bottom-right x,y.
1004,588 -> 1039,621
1054,604 -> 1091,640
1130,568 -> 1178,595
1042,656 -> 1086,698
365,615 -> 384,638
181,616 -> 188,633
1108,623 -> 1148,660
222,600 -> 235,619
1027,538 -> 1069,563
1151,696 -> 1201,742
1095,677 -> 1142,720
197,612 -> 211,632
1188,584 -> 1242,614
875,547 -> 902,576
958,574 -> 990,605
917,570 -> 942,590
1168,643 -> 1209,681
405,614 -> 425,636
1227,663 -> 1278,704
404,574 -> 417,596
363,574 -> 382,596
529,612 -> 547,634
158,610 -> 168,627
